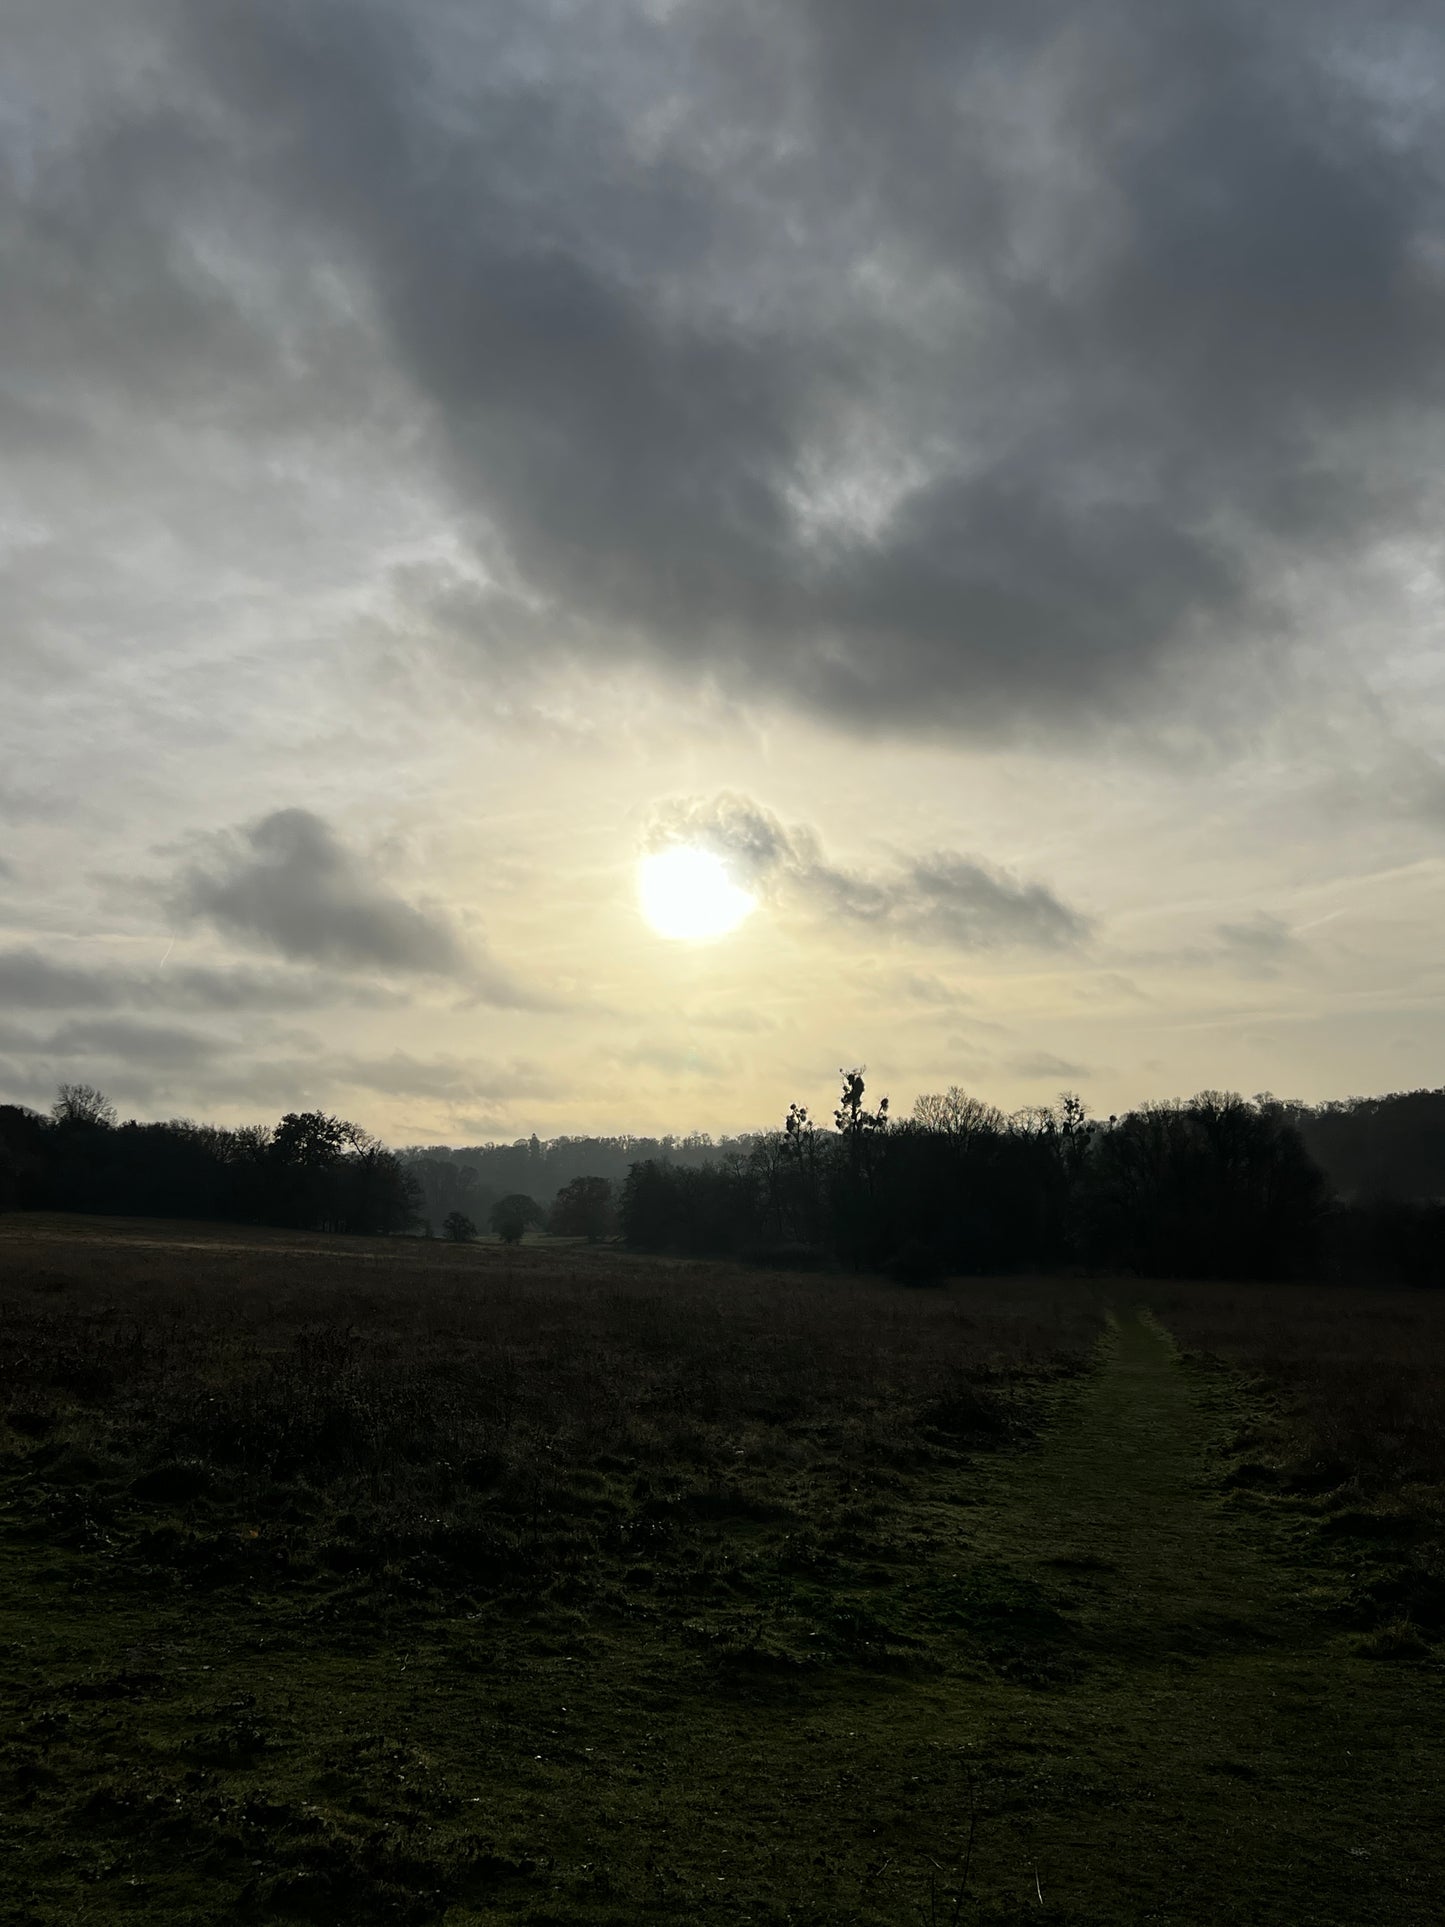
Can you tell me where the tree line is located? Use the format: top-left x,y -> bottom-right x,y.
619,1077 -> 1445,1285
3,1075 -> 1445,1282
398,1131 -> 738,1239
0,1086 -> 420,1235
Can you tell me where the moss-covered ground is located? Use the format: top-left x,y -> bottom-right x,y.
2,1245 -> 1442,1924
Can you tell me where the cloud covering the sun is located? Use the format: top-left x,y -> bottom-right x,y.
646,794 -> 1088,952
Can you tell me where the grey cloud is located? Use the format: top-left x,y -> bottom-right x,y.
150,1 -> 1445,733
1216,913 -> 1299,978
1128,913 -> 1304,980
901,854 -> 1087,952
163,964 -> 406,1013
0,1015 -> 218,1069
1010,1052 -> 1092,1081
3,4 -> 1442,741
48,1017 -> 220,1070
174,808 -> 470,978
648,793 -> 1088,952
200,1049 -> 557,1112
0,949 -> 121,1008
171,809 -> 561,1008
894,974 -> 975,1009
0,945 -> 405,1013
330,1052 -> 558,1104
618,1041 -> 734,1080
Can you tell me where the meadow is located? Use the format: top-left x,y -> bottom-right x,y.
1,1216 -> 1442,1924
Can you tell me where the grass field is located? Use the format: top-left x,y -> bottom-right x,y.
1,1216 -> 1442,1924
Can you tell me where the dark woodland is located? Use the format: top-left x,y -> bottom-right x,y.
4,1076 -> 1444,1284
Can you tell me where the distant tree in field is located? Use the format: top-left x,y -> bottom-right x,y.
442,1210 -> 477,1242
51,1083 -> 117,1129
549,1175 -> 615,1241
489,1193 -> 543,1244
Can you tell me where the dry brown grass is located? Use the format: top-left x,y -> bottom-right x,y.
1151,1279 -> 1445,1495
0,1213 -> 1103,1605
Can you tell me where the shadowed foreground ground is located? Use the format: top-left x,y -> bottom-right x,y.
956,1310 -> 1443,1923
1,1242 -> 1441,1925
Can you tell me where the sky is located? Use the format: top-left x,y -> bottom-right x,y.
4,0 -> 1445,1144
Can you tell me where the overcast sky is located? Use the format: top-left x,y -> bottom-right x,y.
4,0 -> 1445,1142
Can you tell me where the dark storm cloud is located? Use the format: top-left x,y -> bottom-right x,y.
648,794 -> 1087,951
7,1 -> 1445,735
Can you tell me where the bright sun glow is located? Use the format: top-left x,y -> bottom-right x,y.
637,844 -> 757,941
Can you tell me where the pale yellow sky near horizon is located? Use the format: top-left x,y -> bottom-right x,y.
7,638 -> 1442,1145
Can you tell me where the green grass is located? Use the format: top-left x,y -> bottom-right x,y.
1,1223 -> 1443,1923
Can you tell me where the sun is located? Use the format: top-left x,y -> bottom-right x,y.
637,844 -> 757,941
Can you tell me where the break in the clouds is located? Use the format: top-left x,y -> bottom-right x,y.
647,795 -> 1087,952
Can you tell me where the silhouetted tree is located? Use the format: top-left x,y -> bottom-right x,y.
264,1110 -> 352,1228
489,1193 -> 543,1244
51,1083 -> 117,1129
549,1175 -> 615,1241
442,1210 -> 477,1242
332,1125 -> 421,1235
910,1087 -> 1005,1140
620,1160 -> 680,1251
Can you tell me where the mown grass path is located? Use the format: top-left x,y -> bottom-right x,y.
948,1306 -> 1445,1923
